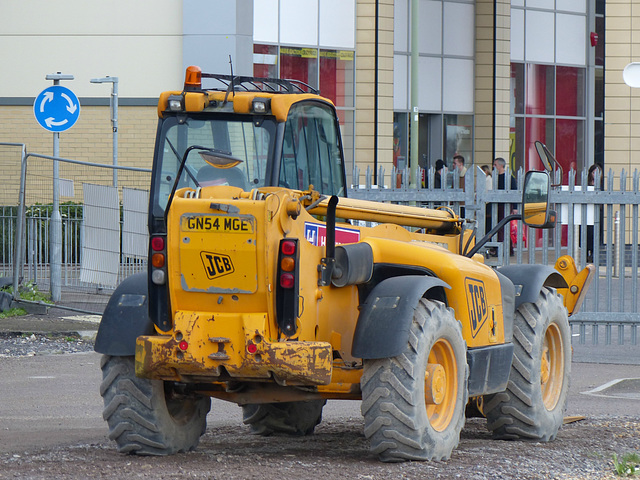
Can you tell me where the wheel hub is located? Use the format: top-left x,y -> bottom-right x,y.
425,363 -> 446,405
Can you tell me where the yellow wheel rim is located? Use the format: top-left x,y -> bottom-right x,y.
541,322 -> 564,410
425,338 -> 458,432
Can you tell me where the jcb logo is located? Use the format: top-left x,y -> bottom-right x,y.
465,278 -> 488,338
200,252 -> 234,280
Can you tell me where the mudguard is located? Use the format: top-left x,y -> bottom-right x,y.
94,272 -> 155,356
496,264 -> 567,309
351,275 -> 450,359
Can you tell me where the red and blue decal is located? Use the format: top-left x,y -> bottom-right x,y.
304,222 -> 360,247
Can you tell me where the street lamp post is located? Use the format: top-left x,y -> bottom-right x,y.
90,76 -> 119,187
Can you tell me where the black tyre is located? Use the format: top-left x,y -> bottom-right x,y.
100,355 -> 211,455
484,287 -> 570,441
242,400 -> 326,436
360,299 -> 468,462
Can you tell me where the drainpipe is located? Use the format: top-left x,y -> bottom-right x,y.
410,0 -> 419,188
374,0 -> 379,184
492,0 -> 497,162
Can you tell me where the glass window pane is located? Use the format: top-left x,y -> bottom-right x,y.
320,50 -> 354,107
556,67 -> 585,117
511,116 -> 525,172
319,0 -> 355,49
280,0 -> 318,46
280,103 -> 345,196
419,0 -> 442,55
556,14 -> 586,66
556,118 -> 585,179
525,10 -> 555,63
526,64 -> 554,116
525,117 -> 554,171
511,8 -> 524,62
443,58 -> 474,113
511,63 -> 524,115
394,55 -> 409,111
418,56 -> 442,111
393,112 -> 408,170
254,0 -> 279,43
444,114 -> 473,167
338,109 -> 354,181
280,48 -> 318,89
254,44 -> 278,78
394,0 -> 408,51
594,119 -> 604,166
595,68 -> 604,118
556,0 -> 586,13
595,16 -> 604,67
443,2 -> 474,57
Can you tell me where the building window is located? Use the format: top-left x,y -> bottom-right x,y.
253,44 -> 278,78
511,62 -> 586,183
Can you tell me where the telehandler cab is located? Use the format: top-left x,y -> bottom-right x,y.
95,66 -> 593,462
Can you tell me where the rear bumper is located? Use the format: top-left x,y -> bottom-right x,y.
134,311 -> 332,386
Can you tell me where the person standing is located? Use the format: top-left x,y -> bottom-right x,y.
586,163 -> 604,263
433,159 -> 445,189
493,157 -> 517,255
453,155 -> 467,189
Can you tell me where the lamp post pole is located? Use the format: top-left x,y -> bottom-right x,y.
90,76 -> 119,187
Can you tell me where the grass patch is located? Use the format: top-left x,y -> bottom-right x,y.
613,452 -> 640,477
0,307 -> 28,319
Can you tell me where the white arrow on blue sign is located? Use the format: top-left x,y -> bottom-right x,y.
33,85 -> 81,133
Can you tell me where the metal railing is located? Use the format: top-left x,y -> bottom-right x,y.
349,164 -> 640,346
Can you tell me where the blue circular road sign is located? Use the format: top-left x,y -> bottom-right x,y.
33,85 -> 81,133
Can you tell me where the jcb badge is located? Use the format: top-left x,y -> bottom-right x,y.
465,277 -> 488,338
201,252 -> 234,280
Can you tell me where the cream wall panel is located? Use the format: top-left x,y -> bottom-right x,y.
2,0 -> 181,35
2,36 -> 183,98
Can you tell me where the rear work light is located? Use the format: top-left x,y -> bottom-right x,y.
150,235 -> 167,285
276,238 -> 300,335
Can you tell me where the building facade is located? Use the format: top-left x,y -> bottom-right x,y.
0,0 -> 634,205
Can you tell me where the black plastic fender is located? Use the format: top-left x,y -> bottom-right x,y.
94,272 -> 155,356
351,275 -> 450,359
496,264 -> 567,309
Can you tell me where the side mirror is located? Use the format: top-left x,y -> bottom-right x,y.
522,170 -> 555,229
534,140 -> 563,187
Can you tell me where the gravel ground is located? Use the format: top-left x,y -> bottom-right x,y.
0,331 -> 638,479
0,416 -> 638,479
0,332 -> 95,357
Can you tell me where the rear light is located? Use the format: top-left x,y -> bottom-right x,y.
281,240 -> 296,255
151,235 -> 167,285
276,238 -> 300,335
280,257 -> 295,272
151,237 -> 165,251
179,340 -> 189,351
280,273 -> 295,289
152,253 -> 165,268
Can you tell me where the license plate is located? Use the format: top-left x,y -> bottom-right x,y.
181,214 -> 254,233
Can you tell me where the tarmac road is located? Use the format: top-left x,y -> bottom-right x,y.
0,351 -> 638,455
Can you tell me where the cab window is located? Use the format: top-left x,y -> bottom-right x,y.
279,102 -> 345,196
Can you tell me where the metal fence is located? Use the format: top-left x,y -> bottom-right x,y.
3,143 -> 152,315
2,141 -> 640,345
350,164 -> 640,346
